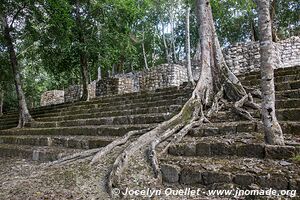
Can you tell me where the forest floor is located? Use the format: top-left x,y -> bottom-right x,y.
0,133 -> 297,200
0,142 -> 218,200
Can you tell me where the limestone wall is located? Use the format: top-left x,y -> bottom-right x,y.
224,36 -> 300,74
138,64 -> 188,91
40,90 -> 64,107
64,81 -> 96,103
96,77 -> 135,96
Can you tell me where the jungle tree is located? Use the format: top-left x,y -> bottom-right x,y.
257,0 -> 284,145
0,1 -> 34,127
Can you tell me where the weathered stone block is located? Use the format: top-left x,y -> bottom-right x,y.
202,172 -> 232,185
180,168 -> 203,185
168,144 -> 196,156
257,174 -> 289,190
40,90 -> 64,106
234,174 -> 255,187
161,164 -> 181,183
237,123 -> 256,132
265,145 -> 296,160
236,144 -> 265,158
203,127 -> 219,136
196,143 -> 211,156
210,143 -> 236,156
96,77 -> 134,96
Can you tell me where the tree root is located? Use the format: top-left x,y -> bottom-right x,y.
91,128 -> 151,165
147,124 -> 183,179
49,148 -> 102,166
233,93 -> 259,121
106,98 -> 202,197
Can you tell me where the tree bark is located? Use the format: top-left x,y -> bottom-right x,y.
2,15 -> 33,127
185,6 -> 195,85
141,32 -> 149,70
250,19 -> 259,41
170,1 -> 177,63
75,0 -> 89,101
270,0 -> 279,42
97,66 -> 102,81
0,88 -> 3,116
257,0 -> 284,145
160,20 -> 171,64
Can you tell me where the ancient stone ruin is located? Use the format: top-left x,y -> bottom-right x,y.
40,37 -> 300,108
40,90 -> 64,107
138,64 -> 188,91
224,36 -> 300,74
64,81 -> 97,103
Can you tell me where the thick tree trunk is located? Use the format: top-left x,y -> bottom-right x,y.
185,6 -> 195,85
75,1 -> 89,101
2,16 -> 33,128
257,0 -> 284,145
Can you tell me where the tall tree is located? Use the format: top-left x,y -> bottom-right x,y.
0,3 -> 33,127
74,0 -> 90,101
257,0 -> 284,145
185,5 -> 194,85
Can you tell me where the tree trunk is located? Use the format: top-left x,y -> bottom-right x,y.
75,0 -> 89,101
170,1 -> 177,63
250,19 -> 259,41
185,6 -> 195,85
142,32 -> 149,70
97,66 -> 102,81
0,88 -> 3,116
257,0 -> 284,145
2,16 -> 33,127
161,21 -> 171,64
270,0 -> 279,42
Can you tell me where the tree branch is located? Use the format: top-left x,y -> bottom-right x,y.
10,3 -> 27,29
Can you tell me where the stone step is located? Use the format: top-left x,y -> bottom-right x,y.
1,92 -> 190,121
276,98 -> 300,108
277,108 -> 300,121
212,108 -> 300,122
2,88 -> 193,118
188,121 -> 258,137
35,105 -> 182,123
159,155 -> 300,190
0,135 -> 119,149
168,137 -> 299,160
0,144 -> 82,162
32,99 -> 186,122
188,121 -> 300,137
0,124 -> 155,137
239,66 -> 300,81
27,113 -> 171,128
276,89 -> 300,99
0,123 -> 17,131
242,79 -> 300,91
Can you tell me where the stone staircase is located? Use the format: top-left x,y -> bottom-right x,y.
160,66 -> 300,193
0,87 -> 192,161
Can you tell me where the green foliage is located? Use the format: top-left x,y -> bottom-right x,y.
0,0 -> 299,112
